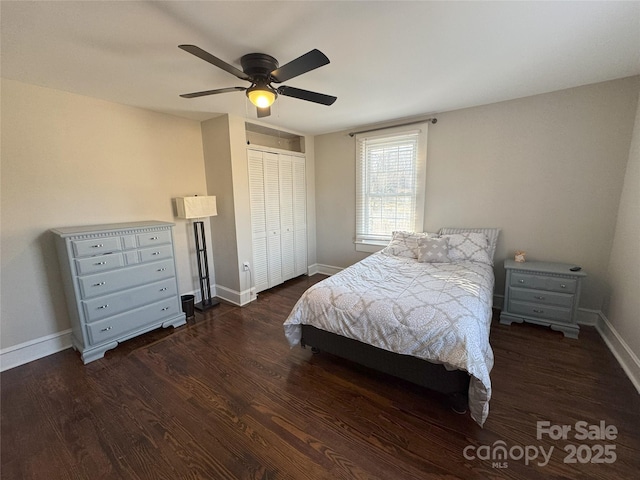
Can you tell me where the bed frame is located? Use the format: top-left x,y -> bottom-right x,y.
300,324 -> 470,413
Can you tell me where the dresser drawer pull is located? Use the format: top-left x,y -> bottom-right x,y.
161,306 -> 170,311
94,261 -> 107,265
157,268 -> 167,272
98,304 -> 109,309
150,236 -> 159,240
92,244 -> 104,248
160,287 -> 167,291
534,295 -> 546,300
152,251 -> 161,255
93,282 -> 106,287
533,309 -> 544,314
518,279 -> 525,283
100,326 -> 113,332
560,284 -> 567,289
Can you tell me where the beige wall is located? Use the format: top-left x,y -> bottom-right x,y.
1,79 -> 207,349
604,90 -> 640,358
314,77 -> 639,312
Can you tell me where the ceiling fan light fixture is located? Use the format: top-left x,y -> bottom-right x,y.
246,83 -> 277,108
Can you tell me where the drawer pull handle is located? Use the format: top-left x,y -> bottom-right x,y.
534,295 -> 545,300
152,251 -> 161,255
560,284 -> 567,289
158,268 -> 167,272
160,287 -> 167,291
94,261 -> 107,265
93,282 -> 106,287
518,279 -> 525,283
533,309 -> 544,314
92,244 -> 104,248
98,305 -> 109,309
161,306 -> 170,311
150,236 -> 159,240
100,326 -> 112,332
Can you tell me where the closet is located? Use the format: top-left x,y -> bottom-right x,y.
248,149 -> 307,294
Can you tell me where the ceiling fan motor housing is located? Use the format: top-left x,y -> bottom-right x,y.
241,53 -> 279,79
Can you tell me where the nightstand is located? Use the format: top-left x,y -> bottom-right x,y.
500,259 -> 586,338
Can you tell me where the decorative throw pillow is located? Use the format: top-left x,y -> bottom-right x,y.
417,237 -> 451,263
441,232 -> 492,265
381,231 -> 431,258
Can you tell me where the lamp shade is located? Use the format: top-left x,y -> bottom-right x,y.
175,196 -> 217,219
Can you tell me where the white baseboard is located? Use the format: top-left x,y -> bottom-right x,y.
0,329 -> 72,372
311,263 -> 343,276
215,284 -> 254,306
595,312 -> 640,394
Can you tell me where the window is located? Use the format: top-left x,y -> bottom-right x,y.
355,123 -> 428,252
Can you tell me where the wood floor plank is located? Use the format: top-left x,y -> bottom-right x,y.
2,273 -> 639,479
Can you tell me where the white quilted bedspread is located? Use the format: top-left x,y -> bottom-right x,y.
283,251 -> 495,426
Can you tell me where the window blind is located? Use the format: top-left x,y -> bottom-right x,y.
355,125 -> 428,247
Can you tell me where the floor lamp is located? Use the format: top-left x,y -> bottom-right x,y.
175,195 -> 220,311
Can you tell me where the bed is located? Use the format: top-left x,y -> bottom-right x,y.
283,228 -> 499,426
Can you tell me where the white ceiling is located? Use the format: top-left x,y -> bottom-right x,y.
2,1 -> 639,135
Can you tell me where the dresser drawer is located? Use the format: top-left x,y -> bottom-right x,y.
79,259 -> 176,298
137,230 -> 172,247
139,244 -> 174,263
510,272 -> 577,294
508,300 -> 572,323
509,287 -> 574,308
82,279 -> 177,323
72,237 -> 122,257
75,253 -> 124,275
87,298 -> 181,345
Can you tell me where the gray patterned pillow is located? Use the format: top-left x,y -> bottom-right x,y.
441,232 -> 492,265
417,237 -> 451,263
382,231 -> 431,258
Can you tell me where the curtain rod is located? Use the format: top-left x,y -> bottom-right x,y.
348,118 -> 437,137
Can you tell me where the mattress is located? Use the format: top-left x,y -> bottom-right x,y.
283,251 -> 495,426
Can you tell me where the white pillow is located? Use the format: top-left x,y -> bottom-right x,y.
440,232 -> 492,265
439,227 -> 500,263
417,237 -> 451,263
382,231 -> 432,258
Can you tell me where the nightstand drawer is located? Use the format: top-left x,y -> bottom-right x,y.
508,300 -> 572,323
509,287 -> 574,308
510,272 -> 577,294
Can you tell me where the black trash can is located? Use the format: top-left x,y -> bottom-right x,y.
181,294 -> 195,318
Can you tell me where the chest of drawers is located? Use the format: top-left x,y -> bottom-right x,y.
52,221 -> 186,363
500,259 -> 586,338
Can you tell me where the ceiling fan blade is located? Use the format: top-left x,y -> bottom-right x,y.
180,86 -> 246,98
179,45 -> 250,81
257,106 -> 271,118
277,85 -> 337,106
270,49 -> 330,83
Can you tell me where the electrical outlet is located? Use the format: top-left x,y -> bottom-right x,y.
242,262 -> 250,271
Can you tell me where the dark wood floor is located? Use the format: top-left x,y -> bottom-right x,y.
2,274 -> 639,479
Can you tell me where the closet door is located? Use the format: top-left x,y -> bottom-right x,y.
279,155 -> 296,281
293,156 -> 308,276
263,152 -> 283,288
248,151 -> 269,293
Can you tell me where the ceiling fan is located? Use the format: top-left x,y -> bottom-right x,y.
178,45 -> 337,118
